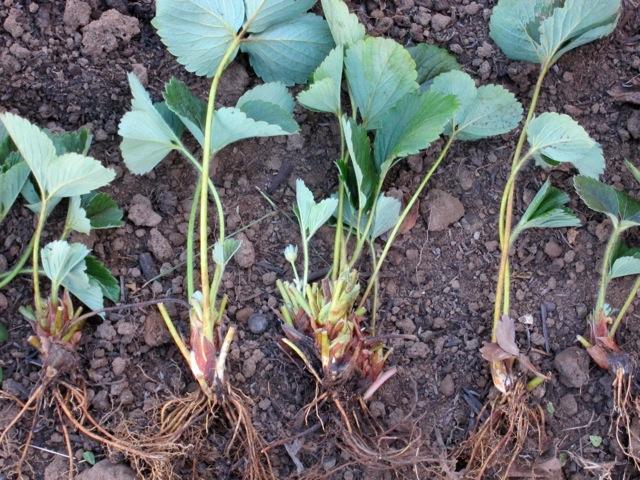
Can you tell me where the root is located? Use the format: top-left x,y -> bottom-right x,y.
612,368 -> 640,469
455,381 -> 546,480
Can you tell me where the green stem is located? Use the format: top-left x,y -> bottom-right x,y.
492,62 -> 550,341
32,200 -> 49,315
332,182 -> 345,282
301,226 -> 310,288
0,236 -> 35,289
359,135 -> 455,308
186,179 -> 201,300
368,241 -> 379,335
610,276 -> 640,338
595,224 -> 622,314
348,182 -> 383,269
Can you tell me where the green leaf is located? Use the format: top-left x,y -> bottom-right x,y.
47,128 -> 92,155
82,192 -> 124,229
295,179 -> 338,239
297,46 -> 344,115
0,323 -> 8,343
341,117 -> 375,209
1,113 -> 115,200
527,113 -> 604,178
610,249 -> 640,279
82,451 -> 96,466
244,0 -> 315,33
429,70 -> 523,141
373,90 -> 458,169
0,159 -> 29,222
625,160 -> 640,185
154,102 -> 186,138
213,238 -> 242,266
345,37 -> 419,129
237,82 -> 295,113
320,0 -> 365,46
589,435 -> 603,448
490,0 -> 620,65
153,0 -> 244,77
119,73 -> 182,174
242,14 -> 335,85
41,241 -> 90,293
343,194 -> 401,240
512,180 -> 580,240
236,83 -> 298,132
408,44 -> 460,86
85,255 -> 120,303
68,196 -> 91,234
574,176 -> 640,229
163,77 -> 206,141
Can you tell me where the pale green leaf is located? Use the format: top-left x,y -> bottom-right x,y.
85,255 -> 120,302
152,0 -> 243,77
610,252 -> 640,279
237,82 -> 295,113
297,46 -> 344,114
295,179 -> 338,239
0,159 -> 29,222
242,14 -> 334,85
574,176 -> 640,229
512,180 -> 580,241
81,192 -> 124,229
47,128 -> 92,156
244,0 -> 315,33
119,73 -> 182,174
213,238 -> 242,265
68,196 -> 91,234
320,0 -> 365,46
63,265 -> 104,312
41,241 -> 90,292
527,112 -> 604,178
373,90 -> 458,169
154,101 -> 186,138
345,37 -> 419,129
429,70 -> 523,140
408,44 -> 460,86
342,193 -> 401,240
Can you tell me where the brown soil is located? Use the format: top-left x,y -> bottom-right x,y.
0,0 -> 639,479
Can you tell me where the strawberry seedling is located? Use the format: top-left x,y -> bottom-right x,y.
456,0 -> 620,478
118,1 -> 333,477
274,0 -> 523,474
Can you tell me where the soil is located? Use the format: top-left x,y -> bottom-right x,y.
0,0 -> 639,479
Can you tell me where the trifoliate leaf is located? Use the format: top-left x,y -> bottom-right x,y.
574,175 -> 640,229
85,255 -> 120,302
0,158 -> 29,222
342,193 -> 401,240
429,70 -> 523,141
345,37 -> 419,129
408,44 -> 460,86
82,192 -> 124,229
244,0 -> 315,33
295,179 -> 338,239
213,238 -> 242,266
119,73 -> 182,174
527,113 -> 604,178
153,0 -> 244,77
511,180 -> 580,242
47,128 -> 92,155
242,14 -> 334,85
373,90 -> 458,170
1,113 -> 115,200
490,0 -> 620,65
163,77 -> 206,141
41,241 -> 90,293
320,0 -> 365,46
341,117 -> 375,209
625,160 -> 640,185
298,46 -> 344,115
68,196 -> 91,234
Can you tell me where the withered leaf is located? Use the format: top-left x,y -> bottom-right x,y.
480,342 -> 515,362
496,314 -> 520,356
398,201 -> 420,234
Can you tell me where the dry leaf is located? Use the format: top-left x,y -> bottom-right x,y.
480,342 -> 516,362
398,201 -> 420,234
496,315 -> 520,356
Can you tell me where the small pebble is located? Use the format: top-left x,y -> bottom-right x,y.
248,313 -> 268,334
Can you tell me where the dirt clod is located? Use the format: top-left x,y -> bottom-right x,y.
63,0 -> 91,29
76,460 -> 136,480
544,240 -> 563,258
234,233 -> 255,269
144,311 -> 170,347
423,189 -> 465,232
554,346 -> 590,389
148,228 -> 172,261
559,393 -> 578,415
82,9 -> 140,57
128,194 -> 162,227
3,8 -> 24,38
440,373 -> 455,397
248,313 -> 268,334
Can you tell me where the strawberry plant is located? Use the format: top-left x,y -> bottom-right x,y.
0,113 -> 126,479
274,0 -> 523,473
457,0 -> 620,477
573,167 -> 640,468
117,0 -> 333,477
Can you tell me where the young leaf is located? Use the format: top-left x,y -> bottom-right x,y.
68,196 -> 91,234
163,77 -> 206,140
81,192 -> 124,229
85,255 -> 120,302
41,241 -> 90,293
1,113 -> 115,200
345,37 -> 419,129
527,113 -> 604,179
244,0 -> 315,33
320,0 -> 365,47
429,70 -> 523,141
241,14 -> 334,85
153,0 -> 244,77
610,250 -> 640,279
373,90 -> 459,170
574,176 -> 640,229
213,238 -> 242,266
297,46 -> 344,115
0,158 -> 29,222
341,117 -> 375,209
295,179 -> 338,239
490,0 -> 620,65
511,180 -> 580,241
119,73 -> 182,174
342,194 -> 401,240
408,44 -> 460,87
47,128 -> 92,155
